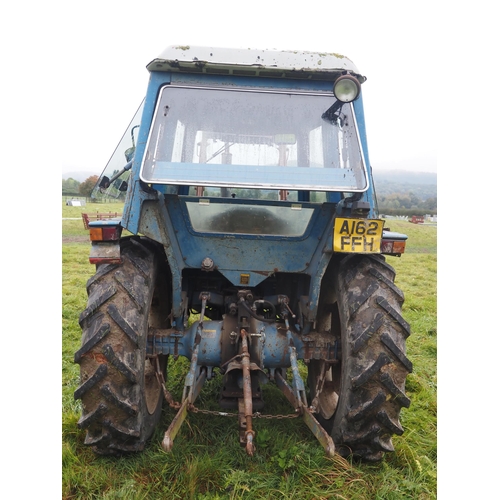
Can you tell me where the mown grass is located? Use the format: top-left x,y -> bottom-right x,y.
62,203 -> 437,499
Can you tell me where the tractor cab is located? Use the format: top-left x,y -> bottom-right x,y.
94,46 -> 374,215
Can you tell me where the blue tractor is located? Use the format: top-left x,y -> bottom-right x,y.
75,45 -> 411,461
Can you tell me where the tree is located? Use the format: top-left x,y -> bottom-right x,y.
79,175 -> 99,197
62,177 -> 80,195
422,197 -> 437,211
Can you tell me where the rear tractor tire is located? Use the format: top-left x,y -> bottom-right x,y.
74,237 -> 169,455
309,254 -> 412,461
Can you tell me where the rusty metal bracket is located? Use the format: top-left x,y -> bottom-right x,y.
162,293 -> 210,452
161,369 -> 207,452
272,322 -> 335,457
286,329 -> 308,407
275,370 -> 335,458
240,329 -> 256,456
162,365 -> 207,452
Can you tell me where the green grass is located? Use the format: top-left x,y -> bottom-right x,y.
383,219 -> 437,254
62,205 -> 437,499
62,201 -> 125,238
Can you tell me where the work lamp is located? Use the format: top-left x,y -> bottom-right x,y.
333,74 -> 361,103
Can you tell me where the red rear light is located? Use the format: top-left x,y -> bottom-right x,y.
381,240 -> 394,253
381,229 -> 408,256
381,239 -> 406,256
89,226 -> 122,241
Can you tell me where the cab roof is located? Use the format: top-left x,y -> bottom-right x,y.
147,45 -> 366,82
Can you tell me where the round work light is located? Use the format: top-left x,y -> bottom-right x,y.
333,75 -> 361,103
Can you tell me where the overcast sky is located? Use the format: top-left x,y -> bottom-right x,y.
54,0 -> 437,178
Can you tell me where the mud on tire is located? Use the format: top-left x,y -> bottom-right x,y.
309,254 -> 412,461
74,237 -> 169,455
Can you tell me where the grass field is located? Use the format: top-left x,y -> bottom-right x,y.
62,202 -> 437,499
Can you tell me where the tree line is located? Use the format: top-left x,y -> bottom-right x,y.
63,176 -> 437,216
62,176 -> 98,197
377,192 -> 437,216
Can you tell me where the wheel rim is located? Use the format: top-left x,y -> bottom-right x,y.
309,360 -> 340,420
144,358 -> 162,414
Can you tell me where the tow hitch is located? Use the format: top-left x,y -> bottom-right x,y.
156,293 -> 335,457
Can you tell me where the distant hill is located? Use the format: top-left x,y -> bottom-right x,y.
372,170 -> 437,200
62,168 -> 437,200
373,169 -> 437,185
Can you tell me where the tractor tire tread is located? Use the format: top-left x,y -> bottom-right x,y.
332,254 -> 411,460
74,237 -> 164,455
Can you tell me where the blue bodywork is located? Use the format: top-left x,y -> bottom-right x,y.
119,71 -> 378,333
89,46 -> 410,373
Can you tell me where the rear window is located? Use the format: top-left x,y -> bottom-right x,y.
140,86 -> 368,193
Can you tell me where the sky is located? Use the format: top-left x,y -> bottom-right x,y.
54,0 -> 438,179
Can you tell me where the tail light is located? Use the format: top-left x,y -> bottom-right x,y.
381,230 -> 407,256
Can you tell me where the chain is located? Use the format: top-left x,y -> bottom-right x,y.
189,405 -> 301,419
152,355 -> 300,420
153,356 -> 181,410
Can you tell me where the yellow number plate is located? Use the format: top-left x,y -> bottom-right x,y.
333,218 -> 384,253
